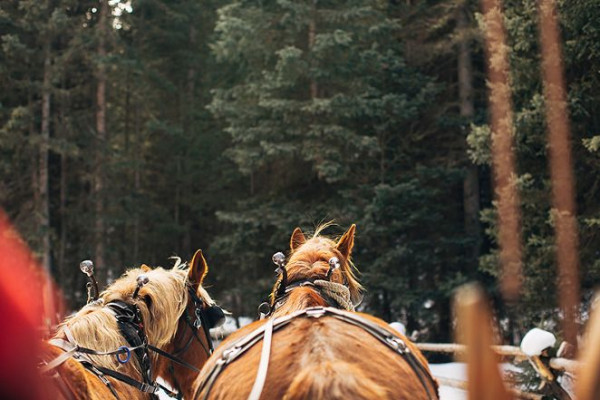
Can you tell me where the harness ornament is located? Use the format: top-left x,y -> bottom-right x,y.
115,346 -> 131,364
79,259 -> 100,303
133,274 -> 150,298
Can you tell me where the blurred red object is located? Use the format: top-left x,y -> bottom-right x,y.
0,210 -> 63,399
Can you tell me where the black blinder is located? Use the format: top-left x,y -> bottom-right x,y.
204,305 -> 226,329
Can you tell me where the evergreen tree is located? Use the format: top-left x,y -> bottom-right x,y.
468,0 -> 600,336
208,0 -> 467,337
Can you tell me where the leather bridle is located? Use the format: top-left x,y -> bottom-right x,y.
40,284 -> 225,399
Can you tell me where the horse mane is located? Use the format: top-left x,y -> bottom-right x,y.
54,262 -> 214,376
270,223 -> 363,310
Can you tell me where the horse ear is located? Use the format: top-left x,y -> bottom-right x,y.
140,264 -> 151,272
188,249 -> 208,289
336,224 -> 356,260
290,227 -> 306,251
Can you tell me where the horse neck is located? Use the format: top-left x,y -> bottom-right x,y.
154,320 -> 211,398
272,287 -> 328,317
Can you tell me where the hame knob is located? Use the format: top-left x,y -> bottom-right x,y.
326,257 -> 340,279
79,259 -> 99,303
272,252 -> 285,269
133,274 -> 150,298
80,260 -> 94,276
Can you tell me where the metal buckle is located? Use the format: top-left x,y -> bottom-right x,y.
194,308 -> 202,328
386,337 -> 407,353
305,307 -> 327,318
221,346 -> 242,363
140,382 -> 158,394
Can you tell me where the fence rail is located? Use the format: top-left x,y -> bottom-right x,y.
415,342 -> 579,374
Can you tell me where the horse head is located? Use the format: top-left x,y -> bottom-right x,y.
269,223 -> 363,316
55,250 -> 222,399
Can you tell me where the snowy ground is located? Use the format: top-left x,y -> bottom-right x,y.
430,363 -> 467,399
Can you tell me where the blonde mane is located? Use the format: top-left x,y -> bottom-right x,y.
270,223 -> 363,308
54,263 -> 214,377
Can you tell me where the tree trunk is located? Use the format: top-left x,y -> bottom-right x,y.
39,46 -> 51,274
133,102 -> 140,262
182,25 -> 197,256
59,154 -> 67,281
94,0 -> 108,283
458,6 -> 481,269
40,33 -> 56,327
308,6 -> 317,99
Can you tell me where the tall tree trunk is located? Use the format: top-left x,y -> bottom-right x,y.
458,6 -> 481,270
133,102 -> 140,262
95,0 -> 108,283
39,45 -> 51,274
57,70 -> 67,289
182,25 -> 197,256
59,154 -> 67,280
40,36 -> 55,327
308,6 -> 317,99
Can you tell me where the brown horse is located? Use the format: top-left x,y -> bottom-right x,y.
193,224 -> 439,400
39,250 -> 222,399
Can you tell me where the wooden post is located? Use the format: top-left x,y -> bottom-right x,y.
455,284 -> 513,400
538,0 -> 580,349
480,0 -> 523,301
576,296 -> 600,399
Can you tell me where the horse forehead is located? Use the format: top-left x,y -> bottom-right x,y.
292,240 -> 337,261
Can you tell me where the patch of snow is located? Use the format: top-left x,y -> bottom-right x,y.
520,328 -> 556,356
156,378 -> 175,400
389,321 -> 406,336
438,385 -> 467,400
430,363 -> 467,400
429,362 -> 522,400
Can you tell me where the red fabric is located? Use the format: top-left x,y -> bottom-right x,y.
0,210 -> 58,399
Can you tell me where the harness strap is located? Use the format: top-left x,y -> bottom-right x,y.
247,318 -> 274,400
40,344 -> 79,373
195,317 -> 296,400
183,309 -> 212,356
42,338 -> 147,374
194,307 -> 437,400
148,344 -> 201,373
92,364 -> 162,395
167,364 -> 185,400
80,361 -> 122,399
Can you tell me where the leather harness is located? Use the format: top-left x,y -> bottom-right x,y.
40,287 -> 223,399
194,305 -> 437,400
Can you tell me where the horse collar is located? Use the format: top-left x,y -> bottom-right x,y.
264,278 -> 351,317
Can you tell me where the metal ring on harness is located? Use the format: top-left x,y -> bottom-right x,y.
116,346 -> 131,364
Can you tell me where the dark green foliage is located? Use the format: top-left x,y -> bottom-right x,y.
468,0 -> 600,332
1,0 -> 600,345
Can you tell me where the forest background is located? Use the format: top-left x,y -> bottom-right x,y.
1,0 -> 599,344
